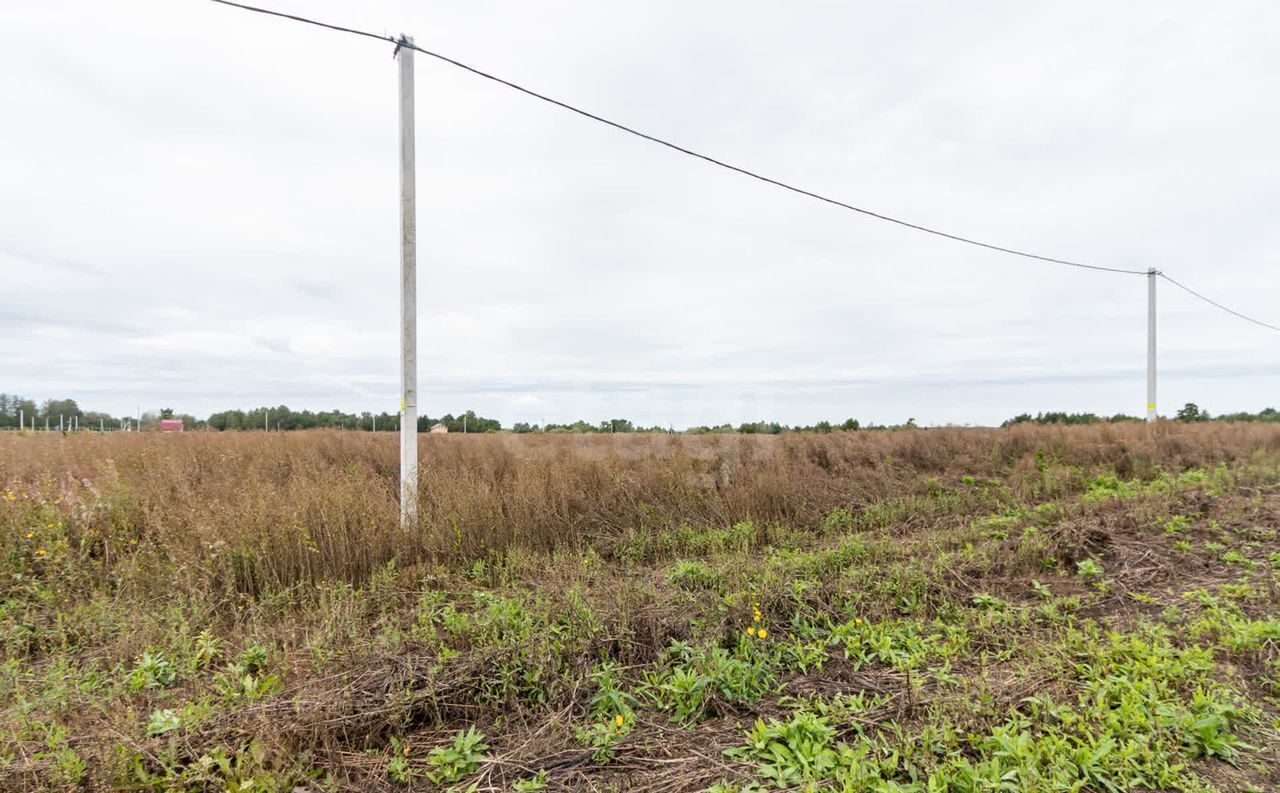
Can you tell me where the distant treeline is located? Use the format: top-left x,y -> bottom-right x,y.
1002,404 -> 1280,427
0,395 -> 182,430
5,393 -> 1278,433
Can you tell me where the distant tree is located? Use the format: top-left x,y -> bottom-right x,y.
840,418 -> 860,431
0,394 -> 25,428
1003,411 -> 1105,427
160,408 -> 175,419
1175,402 -> 1209,422
81,411 -> 114,429
41,398 -> 81,421
737,421 -> 784,434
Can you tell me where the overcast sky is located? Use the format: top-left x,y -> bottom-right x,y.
3,1 -> 1277,427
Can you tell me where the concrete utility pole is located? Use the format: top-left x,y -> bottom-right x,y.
1147,268 -> 1157,423
397,36 -> 419,529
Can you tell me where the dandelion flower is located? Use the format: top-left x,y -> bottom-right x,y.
402,745 -> 410,756
36,548 -> 46,556
855,618 -> 863,626
757,629 -> 767,639
753,613 -> 761,622
26,532 -> 33,539
746,627 -> 756,637
614,714 -> 625,727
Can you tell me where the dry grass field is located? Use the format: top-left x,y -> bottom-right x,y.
3,424 -> 1280,790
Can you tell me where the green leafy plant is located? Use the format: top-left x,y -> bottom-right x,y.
387,737 -> 414,783
237,645 -> 269,674
648,665 -> 712,723
193,630 -> 222,669
666,559 -> 724,593
588,662 -> 638,720
726,712 -> 843,787
126,651 -> 175,692
1076,558 -> 1104,580
146,708 -> 181,736
970,593 -> 1004,611
511,770 -> 548,791
1169,690 -> 1251,762
574,715 -> 632,763
426,726 -> 488,785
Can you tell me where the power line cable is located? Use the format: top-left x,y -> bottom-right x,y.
208,0 -> 1142,276
207,0 -> 1280,334
1158,272 -> 1280,333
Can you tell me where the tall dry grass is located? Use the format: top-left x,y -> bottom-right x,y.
2,423 -> 1278,596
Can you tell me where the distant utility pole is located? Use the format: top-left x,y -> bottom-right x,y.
1147,268 -> 1157,423
18,410 -> 22,432
264,410 -> 269,432
397,36 -> 419,530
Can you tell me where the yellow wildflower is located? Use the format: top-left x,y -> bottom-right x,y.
614,714 -> 625,727
402,745 -> 410,756
753,613 -> 761,622
855,618 -> 863,626
757,629 -> 768,639
746,627 -> 756,637
36,548 -> 47,556
26,532 -> 33,539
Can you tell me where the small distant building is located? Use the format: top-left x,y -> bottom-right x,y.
429,422 -> 448,434
160,419 -> 184,433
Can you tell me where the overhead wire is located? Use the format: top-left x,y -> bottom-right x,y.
208,0 -> 1278,332
1158,273 -> 1280,333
